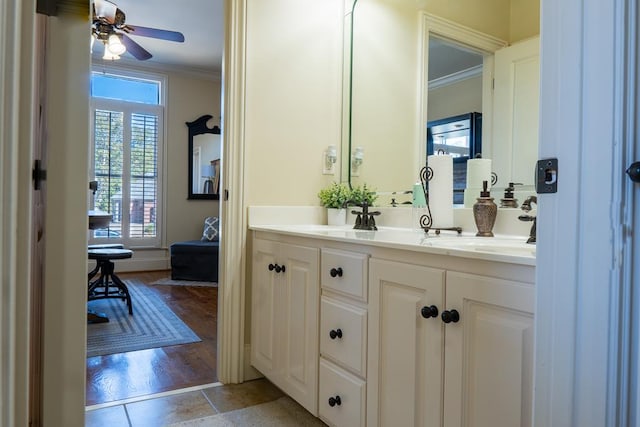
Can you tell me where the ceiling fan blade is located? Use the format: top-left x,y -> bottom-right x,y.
93,0 -> 117,24
122,34 -> 152,60
126,25 -> 185,43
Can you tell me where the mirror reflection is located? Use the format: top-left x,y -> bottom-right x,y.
187,115 -> 221,200
346,0 -> 540,205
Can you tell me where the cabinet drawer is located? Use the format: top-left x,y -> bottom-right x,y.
320,296 -> 367,376
319,358 -> 366,427
321,249 -> 368,301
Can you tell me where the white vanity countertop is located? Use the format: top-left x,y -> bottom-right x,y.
250,224 -> 536,266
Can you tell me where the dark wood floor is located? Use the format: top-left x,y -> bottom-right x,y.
85,270 -> 218,406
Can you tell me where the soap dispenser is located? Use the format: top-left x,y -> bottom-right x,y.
500,182 -> 520,208
473,180 -> 497,237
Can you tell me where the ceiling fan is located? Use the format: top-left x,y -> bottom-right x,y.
91,0 -> 185,61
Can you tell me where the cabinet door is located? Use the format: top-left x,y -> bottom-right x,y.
444,272 -> 534,427
251,238 -> 279,378
368,259 -> 445,427
279,243 -> 320,415
491,36 -> 540,186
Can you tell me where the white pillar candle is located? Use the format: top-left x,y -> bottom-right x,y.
428,154 -> 454,228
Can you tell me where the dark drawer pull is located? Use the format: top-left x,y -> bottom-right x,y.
329,328 -> 343,339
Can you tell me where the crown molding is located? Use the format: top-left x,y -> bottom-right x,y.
428,64 -> 483,90
92,57 -> 222,82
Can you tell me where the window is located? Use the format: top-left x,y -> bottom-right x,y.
90,70 -> 164,247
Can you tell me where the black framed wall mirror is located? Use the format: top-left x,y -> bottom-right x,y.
187,114 -> 221,200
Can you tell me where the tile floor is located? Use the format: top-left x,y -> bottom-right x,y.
85,379 -> 326,426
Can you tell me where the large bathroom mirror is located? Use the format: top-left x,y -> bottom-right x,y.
187,114 -> 222,200
346,0 -> 540,204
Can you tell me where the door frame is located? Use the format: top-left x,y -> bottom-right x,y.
535,0 -> 632,425
0,0 -> 40,425
199,0 -> 639,424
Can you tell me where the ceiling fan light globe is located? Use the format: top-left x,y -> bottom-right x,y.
107,34 -> 126,55
102,49 -> 120,60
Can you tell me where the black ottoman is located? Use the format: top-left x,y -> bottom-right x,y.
170,240 -> 219,282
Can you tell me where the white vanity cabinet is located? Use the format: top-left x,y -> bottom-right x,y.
249,224 -> 535,427
318,248 -> 369,427
250,238 -> 320,415
368,258 -> 535,427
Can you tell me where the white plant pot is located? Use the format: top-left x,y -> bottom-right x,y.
327,208 -> 347,226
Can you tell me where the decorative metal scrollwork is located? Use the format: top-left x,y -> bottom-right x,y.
418,165 -> 462,236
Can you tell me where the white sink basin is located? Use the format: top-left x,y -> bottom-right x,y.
424,236 -> 536,257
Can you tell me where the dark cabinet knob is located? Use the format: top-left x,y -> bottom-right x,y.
420,305 -> 439,319
268,263 -> 286,273
270,264 -> 286,273
330,267 -> 343,278
329,328 -> 343,339
441,309 -> 460,323
328,395 -> 342,407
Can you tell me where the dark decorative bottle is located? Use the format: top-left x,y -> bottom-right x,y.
473,180 -> 497,237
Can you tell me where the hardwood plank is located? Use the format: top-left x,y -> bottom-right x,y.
85,270 -> 217,406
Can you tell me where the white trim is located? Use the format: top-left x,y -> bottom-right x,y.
428,64 -> 482,90
243,344 -> 262,381
418,12 -> 508,172
217,0 -> 247,383
615,0 -> 638,424
421,13 -> 509,53
0,1 -> 34,425
535,0 -> 623,425
93,57 -> 222,83
88,69 -> 167,249
86,250 -> 169,273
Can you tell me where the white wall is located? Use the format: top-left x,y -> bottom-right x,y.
164,72 -> 221,244
428,75 -> 483,122
510,0 -> 540,42
244,0 -> 344,206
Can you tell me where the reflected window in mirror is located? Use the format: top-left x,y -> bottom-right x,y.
187,115 -> 221,200
427,112 -> 482,205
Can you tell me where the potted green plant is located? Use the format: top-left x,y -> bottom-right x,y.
350,183 -> 378,207
318,182 -> 351,225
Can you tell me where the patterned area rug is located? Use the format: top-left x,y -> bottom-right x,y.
167,396 -> 327,427
86,282 -> 201,358
151,277 -> 218,287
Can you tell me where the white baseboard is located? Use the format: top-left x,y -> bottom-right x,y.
115,256 -> 169,273
87,248 -> 170,273
243,344 -> 263,381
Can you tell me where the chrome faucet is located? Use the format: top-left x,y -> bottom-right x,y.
518,196 -> 537,244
